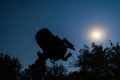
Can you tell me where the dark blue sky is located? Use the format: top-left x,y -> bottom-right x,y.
0,0 -> 120,69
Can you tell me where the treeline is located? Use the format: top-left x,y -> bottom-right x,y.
0,42 -> 120,80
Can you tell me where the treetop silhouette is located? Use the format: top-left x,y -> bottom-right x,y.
75,42 -> 120,80
0,53 -> 22,80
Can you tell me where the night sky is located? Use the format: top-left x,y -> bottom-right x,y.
0,0 -> 120,69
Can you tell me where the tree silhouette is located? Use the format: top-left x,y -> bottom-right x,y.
31,59 -> 46,80
20,65 -> 31,80
21,62 -> 67,80
0,52 -> 22,80
68,71 -> 81,80
45,63 -> 67,80
75,42 -> 120,80
21,60 -> 46,80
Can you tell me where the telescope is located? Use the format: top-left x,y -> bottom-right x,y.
35,28 -> 75,62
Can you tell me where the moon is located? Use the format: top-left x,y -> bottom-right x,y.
87,25 -> 106,43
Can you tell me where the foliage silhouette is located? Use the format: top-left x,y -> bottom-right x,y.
0,52 -> 22,80
21,62 -> 67,80
75,42 -> 120,80
45,63 -> 67,80
67,71 -> 81,80
20,57 -> 47,80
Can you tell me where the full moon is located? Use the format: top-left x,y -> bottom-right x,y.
87,25 -> 106,43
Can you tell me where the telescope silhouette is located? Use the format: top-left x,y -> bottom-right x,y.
31,28 -> 75,80
35,28 -> 75,62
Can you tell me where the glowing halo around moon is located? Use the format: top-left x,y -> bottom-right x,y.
87,25 -> 106,43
